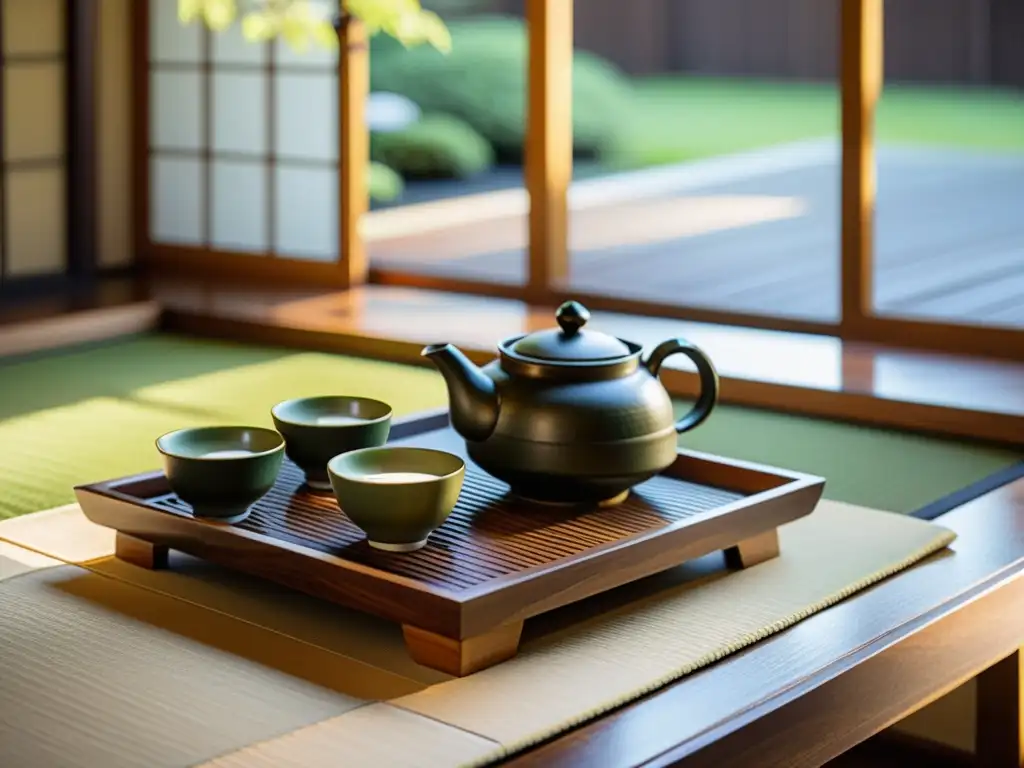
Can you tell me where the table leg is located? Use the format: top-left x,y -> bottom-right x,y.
724,528 -> 780,569
976,648 -> 1023,768
402,622 -> 524,677
115,532 -> 169,570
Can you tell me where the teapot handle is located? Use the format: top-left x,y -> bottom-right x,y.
644,339 -> 720,434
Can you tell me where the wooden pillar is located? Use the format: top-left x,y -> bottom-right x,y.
66,0 -> 100,284
976,648 -> 1024,767
337,15 -> 369,288
839,0 -> 882,336
525,0 -> 572,295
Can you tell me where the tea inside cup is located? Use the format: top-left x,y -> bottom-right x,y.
271,396 -> 392,491
328,446 -> 465,552
156,426 -> 285,523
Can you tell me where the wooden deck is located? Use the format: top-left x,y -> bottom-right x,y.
369,144 -> 1024,328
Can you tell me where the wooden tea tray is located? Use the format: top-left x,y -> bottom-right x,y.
75,408 -> 825,677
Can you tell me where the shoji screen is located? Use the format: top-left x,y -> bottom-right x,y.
148,0 -> 339,261
1,0 -> 67,281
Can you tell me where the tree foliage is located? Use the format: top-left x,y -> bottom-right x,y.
177,0 -> 451,53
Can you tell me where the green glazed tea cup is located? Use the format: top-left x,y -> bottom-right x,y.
156,426 -> 285,523
328,446 -> 465,552
271,396 -> 393,491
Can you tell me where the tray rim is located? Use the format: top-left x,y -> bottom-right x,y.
74,407 -> 826,637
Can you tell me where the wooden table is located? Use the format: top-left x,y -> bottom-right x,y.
3,323 -> 1022,767
510,473 -> 1024,767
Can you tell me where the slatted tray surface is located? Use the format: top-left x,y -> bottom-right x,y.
150,458 -> 746,591
77,411 -> 824,676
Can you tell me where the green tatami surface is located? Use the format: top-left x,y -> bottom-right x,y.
0,334 -> 1019,520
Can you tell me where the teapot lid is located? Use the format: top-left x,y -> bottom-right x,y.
509,301 -> 631,362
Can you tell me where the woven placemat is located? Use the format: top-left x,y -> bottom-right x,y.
0,501 -> 954,767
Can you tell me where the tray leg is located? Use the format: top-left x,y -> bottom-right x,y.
725,528 -> 780,569
402,621 -> 524,676
115,532 -> 170,570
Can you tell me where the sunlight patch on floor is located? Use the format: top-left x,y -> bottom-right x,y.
570,195 -> 806,251
370,195 -> 806,265
361,138 -> 832,241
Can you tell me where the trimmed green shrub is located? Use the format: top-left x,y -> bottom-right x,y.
368,161 -> 404,201
371,113 -> 495,179
369,16 -> 634,162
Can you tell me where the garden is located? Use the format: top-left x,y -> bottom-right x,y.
367,14 -> 1024,204
177,2 -> 1024,206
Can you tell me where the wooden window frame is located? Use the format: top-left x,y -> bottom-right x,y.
837,0 -> 1023,360
133,1 -> 367,288
133,0 -> 1024,362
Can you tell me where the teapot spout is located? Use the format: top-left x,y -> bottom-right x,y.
421,343 -> 499,443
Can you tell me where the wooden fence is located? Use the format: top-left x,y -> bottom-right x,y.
488,0 -> 1024,87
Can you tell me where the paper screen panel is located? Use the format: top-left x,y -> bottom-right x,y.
149,0 -> 202,63
212,24 -> 268,65
212,160 -> 268,252
3,63 -> 65,162
150,70 -> 203,151
274,165 -> 337,260
4,168 -> 66,276
151,156 -> 204,245
1,0 -> 64,57
274,72 -> 338,162
212,71 -> 267,156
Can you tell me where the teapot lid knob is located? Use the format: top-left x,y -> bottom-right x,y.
556,301 -> 590,337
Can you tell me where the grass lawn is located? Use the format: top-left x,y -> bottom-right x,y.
615,76 -> 1024,168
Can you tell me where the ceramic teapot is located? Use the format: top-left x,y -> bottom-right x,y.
422,301 -> 719,505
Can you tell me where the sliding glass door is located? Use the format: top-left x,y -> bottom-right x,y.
135,0 -> 1024,360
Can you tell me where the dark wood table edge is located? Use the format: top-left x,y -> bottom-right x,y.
504,465 -> 1024,767
910,461 -> 1024,521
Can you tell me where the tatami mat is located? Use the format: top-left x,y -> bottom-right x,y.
0,501 -> 954,765
0,562 -> 375,768
389,502 -> 954,751
1,334 -> 1018,520
0,503 -> 448,687
0,503 -> 112,563
0,539 -> 60,580
200,704 -> 501,768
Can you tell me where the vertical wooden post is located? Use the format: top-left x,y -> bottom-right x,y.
976,649 -> 1024,767
130,0 -> 150,259
525,0 -> 572,295
66,0 -> 100,284
839,0 -> 882,335
338,15 -> 369,288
